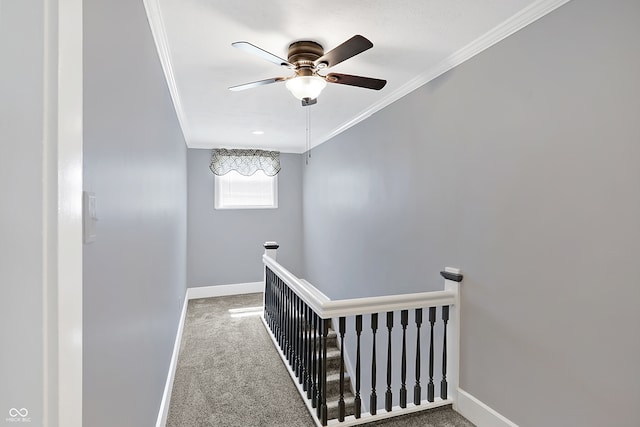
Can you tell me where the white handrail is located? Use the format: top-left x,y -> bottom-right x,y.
263,254 -> 457,318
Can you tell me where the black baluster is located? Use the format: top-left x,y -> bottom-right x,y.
308,307 -> 315,397
278,278 -> 284,346
268,270 -> 274,327
441,306 -> 449,400
288,287 -> 294,366
298,297 -> 303,383
283,286 -> 289,360
298,296 -> 305,384
306,306 -> 312,392
400,310 -> 408,408
292,292 -> 297,375
272,274 -> 276,326
286,286 -> 291,362
321,319 -> 329,426
370,313 -> 378,416
301,302 -> 307,386
268,269 -> 273,326
291,291 -> 298,374
272,275 -> 276,330
427,307 -> 436,402
272,275 -> 277,329
279,281 -> 285,349
290,288 -> 295,367
264,268 -> 269,323
270,273 -> 276,334
354,315 -> 362,418
315,314 -> 323,417
385,311 -> 393,412
269,271 -> 275,328
296,294 -> 303,381
304,305 -> 311,394
414,308 -> 423,405
286,287 -> 291,364
277,278 -> 283,348
338,317 -> 346,421
311,312 -> 318,407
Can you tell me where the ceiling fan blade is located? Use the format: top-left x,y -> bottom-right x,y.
314,35 -> 373,68
326,73 -> 387,90
232,41 -> 294,68
229,77 -> 285,91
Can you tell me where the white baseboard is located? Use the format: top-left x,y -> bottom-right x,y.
456,388 -> 519,427
186,281 -> 263,299
155,296 -> 189,427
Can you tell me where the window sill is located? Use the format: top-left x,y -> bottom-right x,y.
214,205 -> 278,210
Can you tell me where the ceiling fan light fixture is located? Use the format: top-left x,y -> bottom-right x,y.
285,76 -> 327,101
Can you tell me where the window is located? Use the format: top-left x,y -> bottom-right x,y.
214,170 -> 278,209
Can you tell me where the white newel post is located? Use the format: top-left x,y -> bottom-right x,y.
264,241 -> 279,261
441,267 -> 463,410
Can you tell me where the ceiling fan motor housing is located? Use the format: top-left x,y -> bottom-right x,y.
287,40 -> 325,73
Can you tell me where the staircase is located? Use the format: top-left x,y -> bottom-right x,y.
322,326 -> 356,421
263,243 -> 463,426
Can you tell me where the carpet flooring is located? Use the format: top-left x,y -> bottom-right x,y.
167,293 -> 475,427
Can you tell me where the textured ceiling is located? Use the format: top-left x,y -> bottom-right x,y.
145,0 -> 569,153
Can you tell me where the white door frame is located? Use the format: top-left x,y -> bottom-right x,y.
43,0 -> 83,425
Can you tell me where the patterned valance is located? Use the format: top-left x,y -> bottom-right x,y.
210,148 -> 281,176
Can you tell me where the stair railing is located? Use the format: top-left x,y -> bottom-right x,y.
262,242 -> 463,427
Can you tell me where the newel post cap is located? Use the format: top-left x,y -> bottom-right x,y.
264,241 -> 279,250
440,267 -> 463,282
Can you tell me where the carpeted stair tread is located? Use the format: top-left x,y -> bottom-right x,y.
326,371 -> 350,382
320,347 -> 341,359
326,395 -> 356,409
325,372 -> 352,398
309,329 -> 338,347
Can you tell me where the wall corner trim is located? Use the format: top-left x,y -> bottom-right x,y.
456,388 -> 519,427
155,297 -> 189,427
186,282 -> 264,300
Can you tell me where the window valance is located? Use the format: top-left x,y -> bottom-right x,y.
210,148 -> 281,176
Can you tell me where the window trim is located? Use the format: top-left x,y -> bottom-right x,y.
214,171 -> 278,210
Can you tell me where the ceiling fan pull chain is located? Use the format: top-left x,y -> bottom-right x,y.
308,107 -> 312,159
306,106 -> 311,164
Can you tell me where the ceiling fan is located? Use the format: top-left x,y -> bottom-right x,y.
229,35 -> 387,106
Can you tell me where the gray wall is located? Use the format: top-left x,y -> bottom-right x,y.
0,2 -> 45,424
187,149 -> 303,286
303,1 -> 640,426
83,0 -> 187,426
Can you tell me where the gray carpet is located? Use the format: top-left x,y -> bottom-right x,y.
167,293 -> 475,427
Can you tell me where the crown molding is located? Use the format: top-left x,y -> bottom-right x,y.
143,0 -> 192,145
315,0 -> 572,148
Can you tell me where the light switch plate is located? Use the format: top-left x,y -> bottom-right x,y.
83,191 -> 97,243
